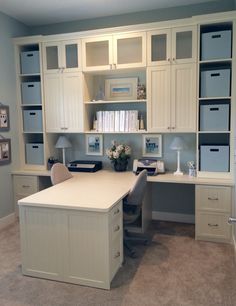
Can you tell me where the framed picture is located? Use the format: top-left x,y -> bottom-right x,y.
86,134 -> 103,156
142,134 -> 162,157
0,138 -> 11,165
105,77 -> 138,101
0,105 -> 10,131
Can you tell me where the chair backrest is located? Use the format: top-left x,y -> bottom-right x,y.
51,163 -> 73,185
125,169 -> 147,207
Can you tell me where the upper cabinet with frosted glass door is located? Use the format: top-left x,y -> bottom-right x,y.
147,25 -> 197,66
42,40 -> 82,73
82,32 -> 146,71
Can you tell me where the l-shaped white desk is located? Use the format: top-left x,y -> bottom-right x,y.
17,170 -> 234,289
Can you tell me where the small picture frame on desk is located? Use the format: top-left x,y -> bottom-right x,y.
0,138 -> 11,165
86,134 -> 103,156
105,77 -> 138,101
0,104 -> 10,131
142,134 -> 162,157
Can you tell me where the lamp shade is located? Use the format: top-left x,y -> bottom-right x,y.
170,137 -> 185,151
55,136 -> 72,149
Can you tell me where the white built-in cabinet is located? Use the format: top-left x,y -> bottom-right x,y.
82,32 -> 146,71
147,25 -> 197,133
147,62 -> 196,132
42,40 -> 84,133
44,72 -> 84,132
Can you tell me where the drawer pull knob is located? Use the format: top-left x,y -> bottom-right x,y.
208,197 -> 218,201
208,223 -> 219,227
114,209 -> 120,215
22,185 -> 30,188
114,225 -> 120,232
114,251 -> 120,258
228,217 -> 236,224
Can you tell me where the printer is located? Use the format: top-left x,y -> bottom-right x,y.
67,160 -> 102,172
133,159 -> 165,176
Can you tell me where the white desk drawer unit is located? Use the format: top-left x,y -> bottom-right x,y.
195,185 -> 232,242
14,175 -> 38,195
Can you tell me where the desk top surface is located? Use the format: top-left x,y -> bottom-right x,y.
18,171 -> 136,212
18,170 -> 234,212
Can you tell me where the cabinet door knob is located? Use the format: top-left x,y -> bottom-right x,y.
114,208 -> 120,215
110,64 -> 112,70
114,251 -> 120,258
114,225 -> 120,232
167,126 -> 171,129
167,58 -> 171,62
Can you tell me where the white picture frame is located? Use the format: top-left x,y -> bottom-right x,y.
142,134 -> 162,157
105,77 -> 138,101
86,134 -> 103,156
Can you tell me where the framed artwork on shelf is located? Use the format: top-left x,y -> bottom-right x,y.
142,134 -> 162,157
0,138 -> 11,165
105,77 -> 138,101
0,104 -> 10,131
86,134 -> 103,156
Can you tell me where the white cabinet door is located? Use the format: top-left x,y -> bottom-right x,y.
43,42 -> 61,73
113,32 -> 146,69
82,36 -> 113,71
147,64 -> 196,133
44,73 -> 64,132
172,26 -> 197,64
44,72 -> 83,132
171,63 -> 197,132
147,66 -> 171,132
147,29 -> 171,66
63,72 -> 84,132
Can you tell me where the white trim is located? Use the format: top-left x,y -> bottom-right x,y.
232,233 -> 236,262
0,213 -> 16,231
152,211 -> 195,224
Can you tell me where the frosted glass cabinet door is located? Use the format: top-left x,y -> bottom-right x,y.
82,36 -> 113,71
114,32 -> 146,69
43,40 -> 81,73
172,26 -> 197,64
147,29 -> 171,66
43,42 -> 60,73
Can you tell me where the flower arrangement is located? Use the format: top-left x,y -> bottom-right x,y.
106,141 -> 131,171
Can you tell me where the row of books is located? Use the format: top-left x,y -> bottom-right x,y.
95,110 -> 140,132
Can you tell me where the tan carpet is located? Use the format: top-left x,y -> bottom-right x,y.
0,221 -> 235,306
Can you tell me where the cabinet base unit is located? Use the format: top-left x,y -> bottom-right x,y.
195,185 -> 232,243
19,201 -> 123,290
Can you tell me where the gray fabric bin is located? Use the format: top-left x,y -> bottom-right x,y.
200,145 -> 229,172
23,110 -> 43,132
26,143 -> 44,165
21,82 -> 41,104
201,69 -> 230,97
201,30 -> 231,60
200,104 -> 229,131
20,51 -> 40,74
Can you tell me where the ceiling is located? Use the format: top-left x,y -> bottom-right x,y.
0,0 -> 218,26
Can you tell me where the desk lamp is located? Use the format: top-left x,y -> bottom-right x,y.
170,136 -> 185,175
55,136 -> 72,165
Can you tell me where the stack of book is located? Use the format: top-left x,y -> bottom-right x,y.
96,110 -> 140,132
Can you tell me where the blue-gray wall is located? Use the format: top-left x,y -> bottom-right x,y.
0,12 -> 29,218
31,0 -> 235,35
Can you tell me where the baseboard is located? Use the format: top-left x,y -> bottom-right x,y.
152,211 -> 195,224
0,213 -> 16,231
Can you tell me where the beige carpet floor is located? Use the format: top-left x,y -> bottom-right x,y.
0,221 -> 235,306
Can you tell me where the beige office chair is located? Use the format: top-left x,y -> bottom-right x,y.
123,169 -> 149,258
50,162 -> 73,185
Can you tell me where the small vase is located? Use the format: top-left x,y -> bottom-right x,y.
113,160 -> 128,172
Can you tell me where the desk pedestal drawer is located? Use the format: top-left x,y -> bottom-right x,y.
196,212 -> 231,242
